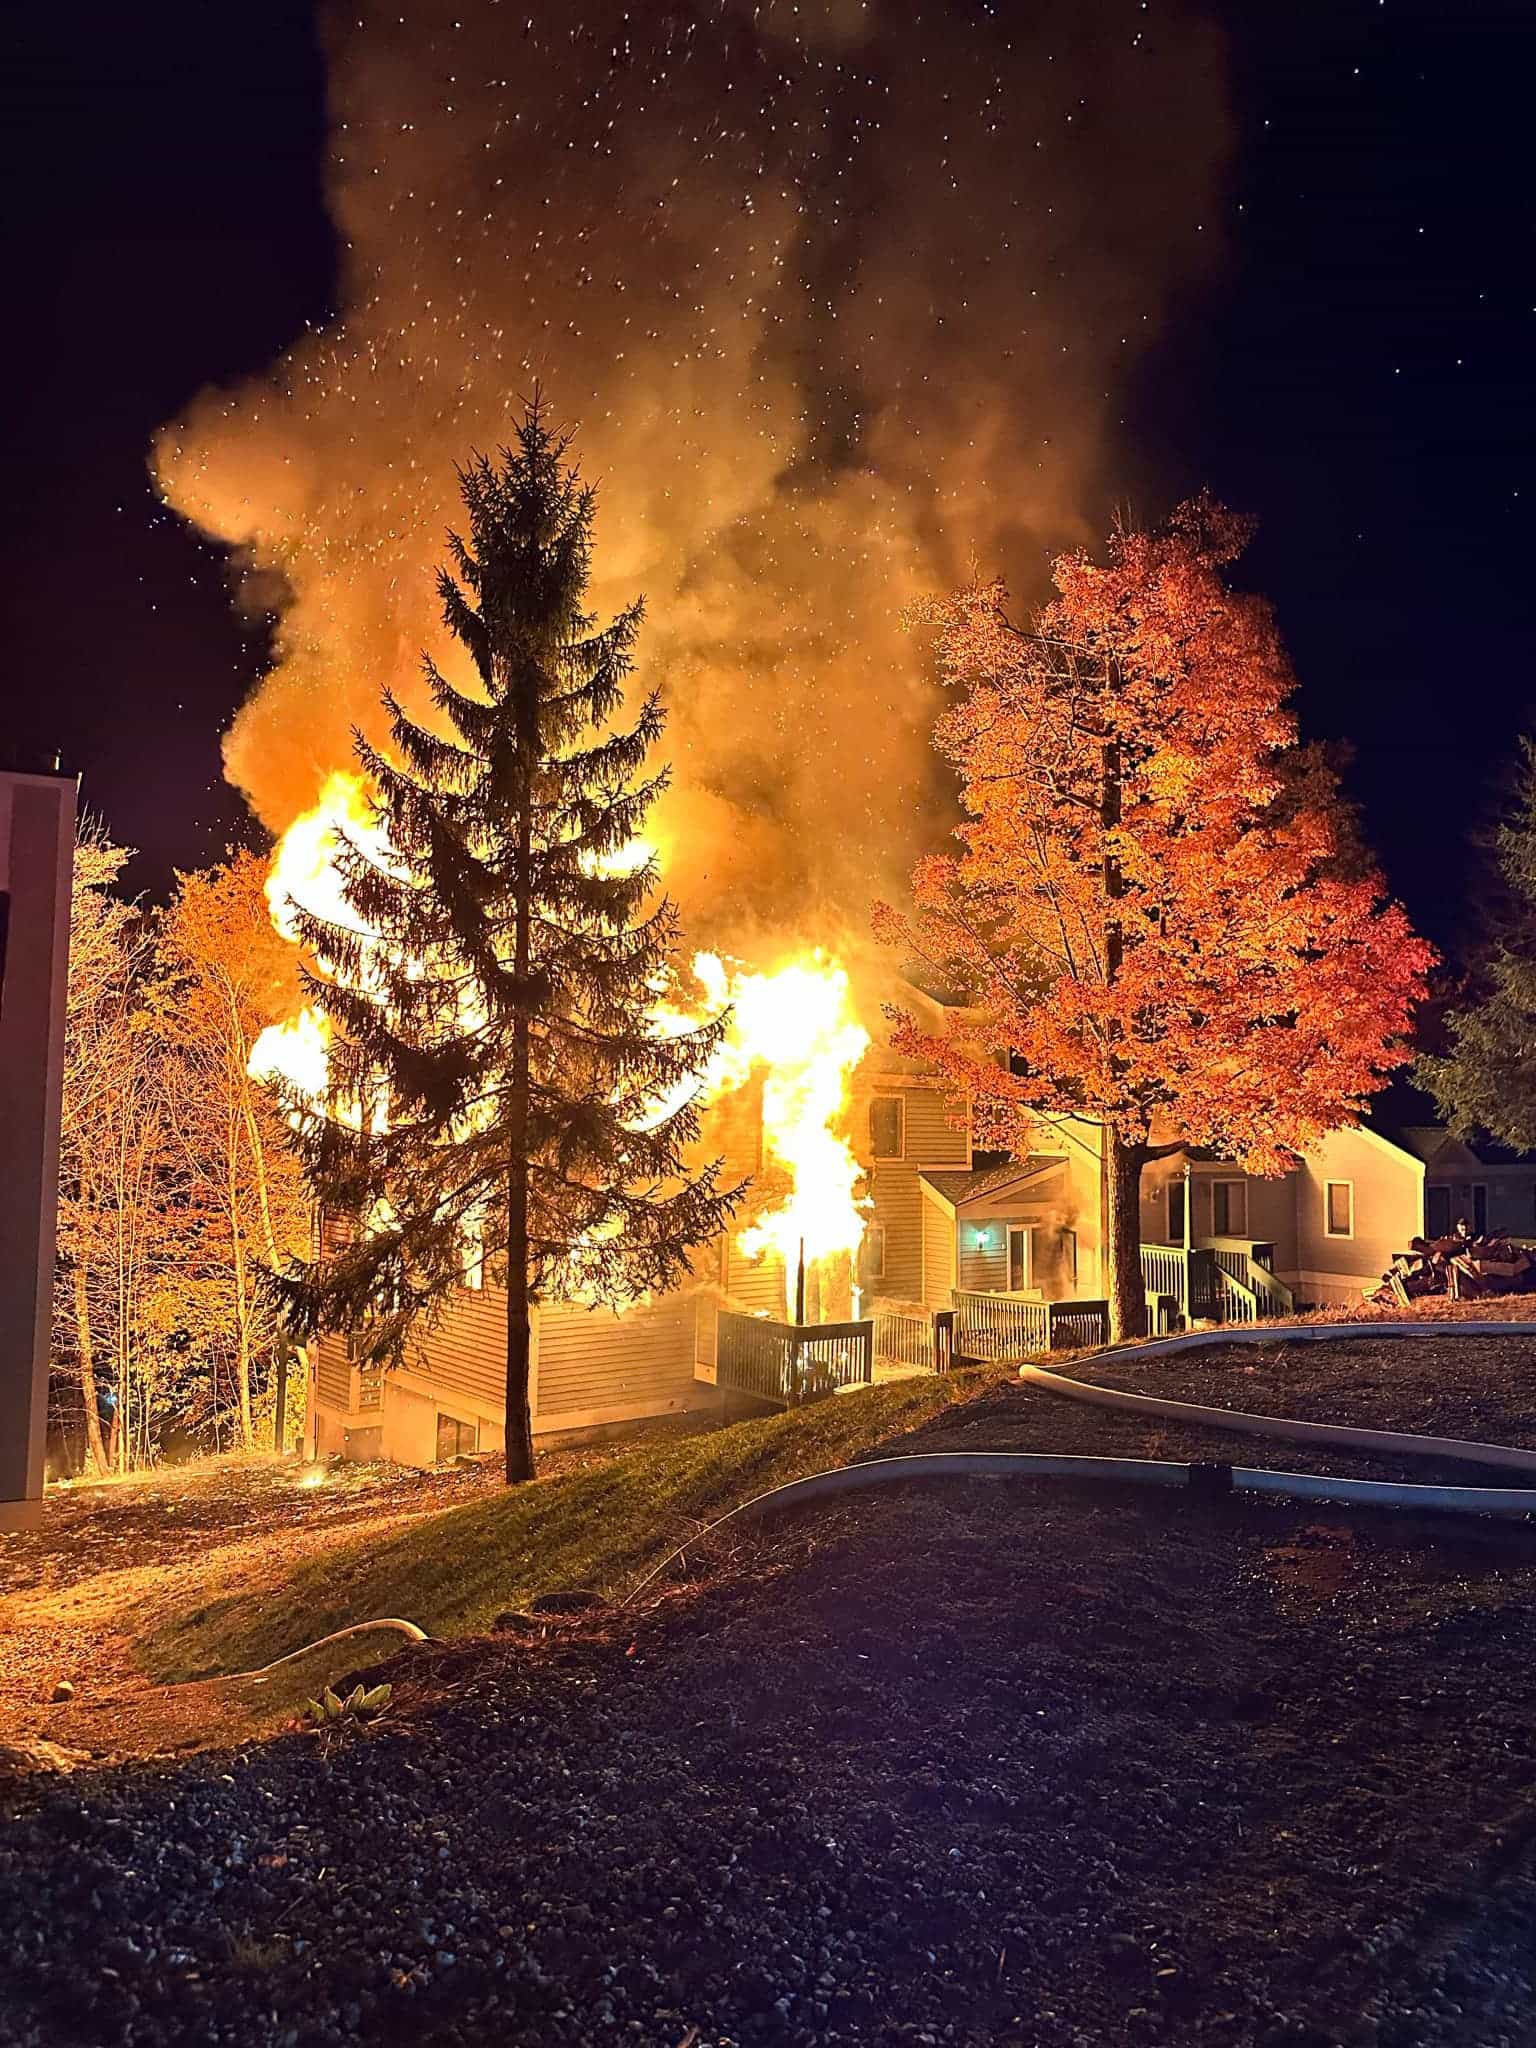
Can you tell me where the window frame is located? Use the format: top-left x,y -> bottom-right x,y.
1211,1177 -> 1248,1238
1006,1223 -> 1033,1292
1324,1179 -> 1354,1239
862,1221 -> 887,1283
869,1093 -> 906,1161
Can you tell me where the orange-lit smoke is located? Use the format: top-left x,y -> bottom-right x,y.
152,0 -> 1231,945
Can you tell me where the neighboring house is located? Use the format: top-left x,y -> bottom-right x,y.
911,1107 -> 1536,1318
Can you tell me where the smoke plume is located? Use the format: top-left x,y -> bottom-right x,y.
154,0 -> 1231,950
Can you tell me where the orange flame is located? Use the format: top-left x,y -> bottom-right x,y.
688,951 -> 871,1318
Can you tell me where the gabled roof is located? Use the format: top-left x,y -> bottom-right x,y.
919,1155 -> 1066,1213
1393,1124 -> 1459,1165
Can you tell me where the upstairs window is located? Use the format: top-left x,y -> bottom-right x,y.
1325,1181 -> 1353,1238
869,1095 -> 905,1160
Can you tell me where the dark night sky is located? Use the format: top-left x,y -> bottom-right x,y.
2,0 -> 1532,953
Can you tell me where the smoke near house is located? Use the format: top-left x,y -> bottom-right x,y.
153,0 -> 1230,943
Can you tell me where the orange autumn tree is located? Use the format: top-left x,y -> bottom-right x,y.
876,497 -> 1433,1338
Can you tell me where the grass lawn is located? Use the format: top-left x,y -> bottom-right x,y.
142,1369 -> 1000,1684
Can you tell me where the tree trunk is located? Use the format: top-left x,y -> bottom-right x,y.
273,1344 -> 288,1452
1104,1130 -> 1146,1342
73,1257 -> 109,1477
230,1212 -> 255,1449
1098,683 -> 1146,1342
503,763 -> 537,1486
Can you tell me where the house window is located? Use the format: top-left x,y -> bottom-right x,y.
1007,1224 -> 1032,1292
1167,1179 -> 1186,1245
1471,1184 -> 1488,1235
1427,1184 -> 1452,1239
1325,1181 -> 1353,1238
436,1413 -> 478,1463
862,1222 -> 887,1283
1211,1179 -> 1247,1237
869,1095 -> 905,1160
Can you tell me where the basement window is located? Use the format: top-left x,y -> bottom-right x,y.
869,1095 -> 905,1160
1325,1181 -> 1354,1239
436,1413 -> 479,1463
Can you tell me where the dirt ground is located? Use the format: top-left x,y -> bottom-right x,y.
0,1417 -> 713,1757
8,1406 -> 1536,2042
1074,1330 -> 1536,1474
6,1328 -> 1536,1767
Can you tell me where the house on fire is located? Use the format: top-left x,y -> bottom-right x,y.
308,989 -> 1529,1465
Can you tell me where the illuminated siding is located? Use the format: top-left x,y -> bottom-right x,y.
919,1186 -> 957,1307
315,1333 -> 351,1412
860,1080 -> 969,1301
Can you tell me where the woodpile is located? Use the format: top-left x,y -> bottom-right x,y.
1368,1228 -> 1535,1307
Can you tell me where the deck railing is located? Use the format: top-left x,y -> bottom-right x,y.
872,1304 -> 957,1375
950,1290 -> 1109,1360
716,1310 -> 874,1407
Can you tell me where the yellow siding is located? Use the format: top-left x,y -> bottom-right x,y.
959,1224 -> 1010,1293
537,1292 -> 698,1424
398,1273 -> 701,1430
920,1189 -> 956,1307
407,1284 -> 507,1409
860,1080 -> 969,1303
316,1335 -> 351,1412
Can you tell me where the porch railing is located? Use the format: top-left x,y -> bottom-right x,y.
716,1310 -> 874,1407
951,1290 -> 1110,1360
1142,1240 -> 1294,1324
1140,1245 -> 1221,1320
872,1304 -> 957,1375
1209,1240 -> 1296,1318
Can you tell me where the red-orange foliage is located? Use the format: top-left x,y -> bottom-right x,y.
875,497 -> 1434,1329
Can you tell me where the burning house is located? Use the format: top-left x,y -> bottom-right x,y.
249,771 -> 988,1461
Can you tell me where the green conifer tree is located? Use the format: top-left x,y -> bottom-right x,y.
284,401 -> 740,1481
1419,738 -> 1536,1151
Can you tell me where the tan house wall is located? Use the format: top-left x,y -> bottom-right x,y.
1005,1115 -> 1104,1299
315,1280 -> 708,1467
1294,1126 -> 1424,1304
1139,1156 -> 1299,1272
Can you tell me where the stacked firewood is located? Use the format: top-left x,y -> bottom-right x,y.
1368,1228 -> 1535,1306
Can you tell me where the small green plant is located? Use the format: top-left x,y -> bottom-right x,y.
302,1681 -> 392,1729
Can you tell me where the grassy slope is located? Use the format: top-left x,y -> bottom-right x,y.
144,1372 -> 997,1684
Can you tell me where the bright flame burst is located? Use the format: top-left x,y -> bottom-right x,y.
688,952 -> 870,1317
248,771 -> 387,1099
249,775 -> 873,1319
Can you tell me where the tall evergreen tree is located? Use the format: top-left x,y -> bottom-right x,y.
1419,738 -> 1536,1149
284,402 -> 740,1481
